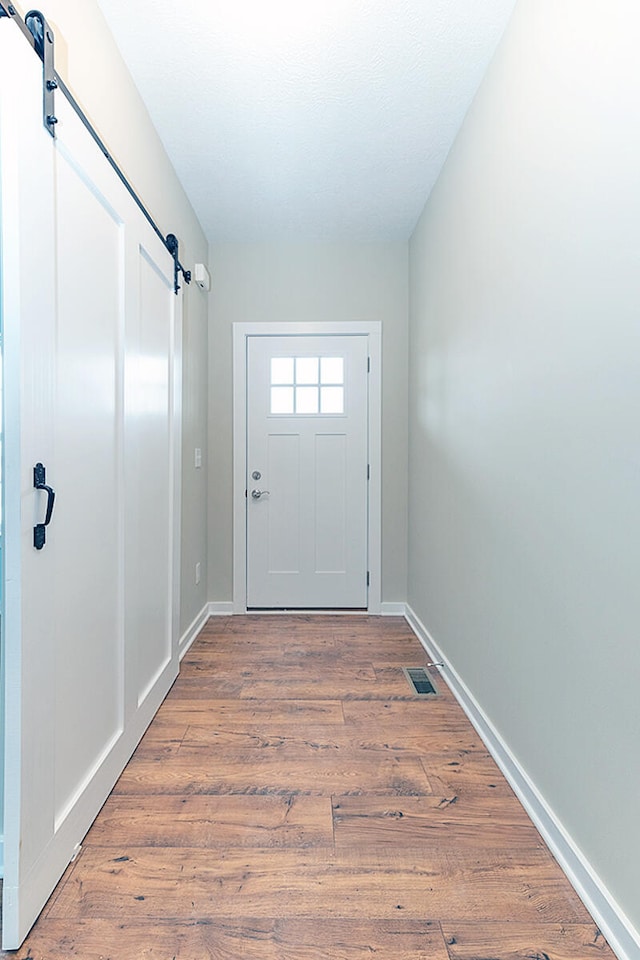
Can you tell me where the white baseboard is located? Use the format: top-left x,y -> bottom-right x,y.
405,604 -> 640,960
178,603 -> 210,660
380,602 -> 406,616
208,601 -> 234,616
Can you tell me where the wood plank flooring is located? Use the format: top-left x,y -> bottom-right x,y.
3,615 -> 616,959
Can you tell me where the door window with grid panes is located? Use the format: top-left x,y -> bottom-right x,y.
270,356 -> 344,415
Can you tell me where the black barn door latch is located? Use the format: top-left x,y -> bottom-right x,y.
33,462 -> 56,550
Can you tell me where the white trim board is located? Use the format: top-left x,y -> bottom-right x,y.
380,602 -> 406,616
405,604 -> 640,960
208,602 -> 234,616
178,603 -> 211,661
232,321 -> 382,615
207,605 -> 404,617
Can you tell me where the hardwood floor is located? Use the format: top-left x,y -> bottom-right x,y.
4,615 -> 615,959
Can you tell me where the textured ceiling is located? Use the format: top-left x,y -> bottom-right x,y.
96,0 -> 516,241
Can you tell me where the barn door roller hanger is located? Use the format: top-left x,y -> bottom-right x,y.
0,2 -> 192,294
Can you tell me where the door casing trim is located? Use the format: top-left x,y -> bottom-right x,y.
232,321 -> 382,614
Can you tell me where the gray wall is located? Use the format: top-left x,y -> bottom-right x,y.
408,0 -> 640,936
208,242 -> 408,606
179,290 -> 209,633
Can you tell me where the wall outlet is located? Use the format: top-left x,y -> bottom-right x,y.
195,562 -> 201,585
194,447 -> 202,468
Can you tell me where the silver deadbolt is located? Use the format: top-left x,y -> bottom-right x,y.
251,470 -> 261,480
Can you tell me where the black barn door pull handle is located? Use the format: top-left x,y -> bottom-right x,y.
34,462 -> 56,550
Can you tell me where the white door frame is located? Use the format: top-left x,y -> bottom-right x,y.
232,321 -> 381,614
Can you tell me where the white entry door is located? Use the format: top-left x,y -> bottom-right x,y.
1,23 -> 179,949
246,335 -> 369,608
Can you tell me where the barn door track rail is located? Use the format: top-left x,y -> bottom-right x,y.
0,2 -> 192,294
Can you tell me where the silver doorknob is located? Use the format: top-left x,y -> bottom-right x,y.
251,489 -> 270,499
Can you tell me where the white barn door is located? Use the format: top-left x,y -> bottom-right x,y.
246,334 -> 369,608
1,26 -> 180,949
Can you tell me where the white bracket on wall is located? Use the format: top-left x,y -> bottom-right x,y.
195,262 -> 211,292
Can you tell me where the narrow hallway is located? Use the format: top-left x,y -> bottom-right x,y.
7,617 -> 613,958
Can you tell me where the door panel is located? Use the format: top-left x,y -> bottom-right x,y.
247,334 -> 368,608
127,244 -> 174,708
1,24 -> 179,949
267,433 -> 301,573
53,134 -> 124,827
314,433 -> 347,573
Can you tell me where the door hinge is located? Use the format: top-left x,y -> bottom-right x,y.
367,464 -> 370,480
366,571 -> 370,587
367,356 -> 371,373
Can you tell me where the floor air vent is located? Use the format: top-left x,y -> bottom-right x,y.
402,666 -> 438,697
